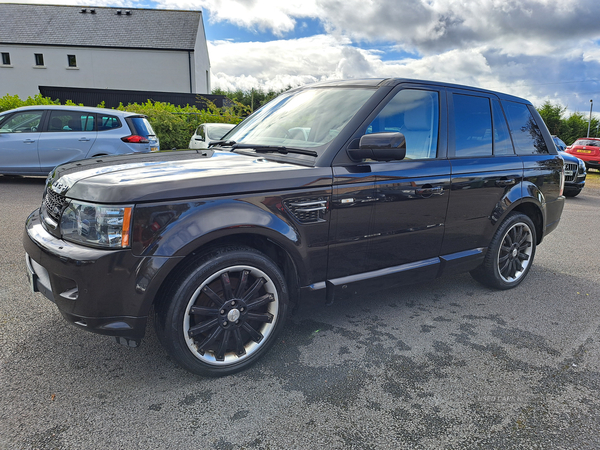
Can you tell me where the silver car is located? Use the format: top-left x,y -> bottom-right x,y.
0,105 -> 159,175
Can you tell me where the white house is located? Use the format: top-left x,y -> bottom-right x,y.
0,3 -> 211,99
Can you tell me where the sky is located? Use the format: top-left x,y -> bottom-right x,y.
4,0 -> 600,115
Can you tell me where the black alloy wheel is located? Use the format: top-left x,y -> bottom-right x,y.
155,247 -> 289,376
470,212 -> 536,290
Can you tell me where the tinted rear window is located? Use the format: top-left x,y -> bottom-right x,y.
503,102 -> 548,155
127,117 -> 155,137
574,139 -> 600,147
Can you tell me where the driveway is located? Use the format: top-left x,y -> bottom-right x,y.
1,175 -> 600,449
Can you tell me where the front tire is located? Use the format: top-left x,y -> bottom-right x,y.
155,247 -> 289,376
470,212 -> 536,290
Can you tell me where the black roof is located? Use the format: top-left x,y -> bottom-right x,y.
304,78 -> 529,104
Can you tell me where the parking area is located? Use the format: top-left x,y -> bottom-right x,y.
1,174 -> 600,449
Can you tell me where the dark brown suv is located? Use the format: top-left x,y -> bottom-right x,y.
24,79 -> 565,376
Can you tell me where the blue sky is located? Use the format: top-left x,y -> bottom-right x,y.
4,0 -> 600,116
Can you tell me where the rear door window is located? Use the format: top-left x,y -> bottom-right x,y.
492,100 -> 514,155
453,94 -> 493,157
47,111 -> 96,132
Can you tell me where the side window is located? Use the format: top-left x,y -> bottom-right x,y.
98,115 -> 121,131
492,100 -> 514,155
198,126 -> 205,140
366,89 -> 439,160
0,111 -> 43,133
453,94 -> 492,157
502,101 -> 548,155
48,111 -> 96,132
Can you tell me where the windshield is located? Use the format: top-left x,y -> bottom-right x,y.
207,124 -> 235,140
221,87 -> 376,157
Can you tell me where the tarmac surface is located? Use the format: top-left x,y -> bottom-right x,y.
1,174 -> 600,449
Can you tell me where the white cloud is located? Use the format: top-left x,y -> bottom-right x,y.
3,0 -> 600,113
158,0 -> 321,35
209,35 -> 382,91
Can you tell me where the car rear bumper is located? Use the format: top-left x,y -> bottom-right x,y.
568,152 -> 600,168
23,209 -> 179,341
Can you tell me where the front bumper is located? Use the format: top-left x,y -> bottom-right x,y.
23,209 -> 179,342
564,179 -> 585,194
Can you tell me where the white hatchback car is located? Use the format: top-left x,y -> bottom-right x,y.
189,123 -> 236,149
0,105 -> 159,176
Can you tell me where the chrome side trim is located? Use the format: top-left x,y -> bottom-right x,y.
307,281 -> 326,291
328,258 -> 440,286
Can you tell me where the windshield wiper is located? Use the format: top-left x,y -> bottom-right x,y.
231,144 -> 318,157
208,140 -> 237,148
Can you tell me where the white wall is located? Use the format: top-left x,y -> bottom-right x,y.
0,44 -> 211,98
194,17 -> 211,94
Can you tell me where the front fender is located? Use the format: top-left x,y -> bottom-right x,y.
133,198 -> 299,255
130,194 -> 328,286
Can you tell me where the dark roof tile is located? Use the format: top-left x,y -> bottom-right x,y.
0,3 -> 201,50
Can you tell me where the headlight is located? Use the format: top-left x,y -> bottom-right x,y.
60,200 -> 133,249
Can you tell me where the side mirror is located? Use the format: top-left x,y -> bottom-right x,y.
347,132 -> 406,162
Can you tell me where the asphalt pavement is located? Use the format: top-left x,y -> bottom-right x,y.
1,174 -> 600,449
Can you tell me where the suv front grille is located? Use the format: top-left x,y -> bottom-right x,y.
564,162 -> 578,182
284,198 -> 328,223
43,189 -> 69,222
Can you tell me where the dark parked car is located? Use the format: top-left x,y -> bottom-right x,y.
559,151 -> 586,197
553,136 -> 586,197
24,79 -> 565,376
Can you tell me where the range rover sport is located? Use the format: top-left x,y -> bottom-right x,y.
24,79 -> 565,376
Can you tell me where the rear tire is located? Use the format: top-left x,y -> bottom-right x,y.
155,247 -> 289,377
470,212 -> 536,290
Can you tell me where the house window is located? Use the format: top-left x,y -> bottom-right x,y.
34,53 -> 44,66
1,53 -> 10,65
67,54 -> 77,67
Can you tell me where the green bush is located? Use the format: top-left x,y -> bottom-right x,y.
116,99 -> 243,150
0,93 -> 242,150
0,93 -> 61,112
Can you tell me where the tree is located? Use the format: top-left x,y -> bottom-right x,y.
212,87 -> 290,114
537,101 -> 567,136
536,101 -> 599,145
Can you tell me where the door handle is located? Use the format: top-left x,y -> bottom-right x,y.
79,137 -> 91,142
416,186 -> 444,197
23,139 -> 36,144
495,178 -> 516,187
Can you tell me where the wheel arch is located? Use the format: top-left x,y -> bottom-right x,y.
509,200 -> 544,245
151,231 -> 303,314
